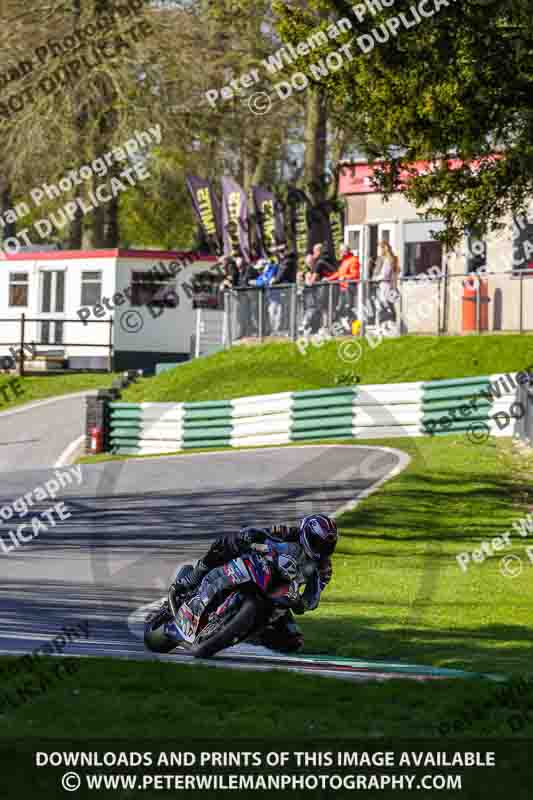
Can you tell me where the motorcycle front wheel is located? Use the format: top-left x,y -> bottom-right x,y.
144,602 -> 176,653
191,594 -> 260,659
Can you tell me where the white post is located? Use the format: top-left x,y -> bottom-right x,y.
360,224 -> 370,336
195,308 -> 201,358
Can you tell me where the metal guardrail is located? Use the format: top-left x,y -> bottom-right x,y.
0,313 -> 114,375
517,380 -> 533,446
224,271 -> 533,345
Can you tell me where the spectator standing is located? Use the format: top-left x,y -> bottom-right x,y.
273,244 -> 297,285
254,258 -> 281,334
271,244 -> 297,333
297,252 -> 319,333
219,255 -> 238,291
373,240 -> 399,323
327,244 -> 360,286
307,243 -> 334,281
326,244 -> 361,327
308,242 -> 337,331
233,256 -> 247,287
242,256 -> 263,336
233,256 -> 252,337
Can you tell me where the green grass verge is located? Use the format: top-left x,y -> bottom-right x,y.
0,656 -> 531,741
121,335 -> 533,403
0,372 -> 117,411
302,436 -> 533,677
1,657 -> 532,799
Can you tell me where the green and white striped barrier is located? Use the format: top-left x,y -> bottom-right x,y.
108,372 -> 523,455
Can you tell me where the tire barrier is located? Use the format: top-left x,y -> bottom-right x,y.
107,372 -> 524,455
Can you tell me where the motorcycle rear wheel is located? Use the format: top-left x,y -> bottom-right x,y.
191,594 -> 259,659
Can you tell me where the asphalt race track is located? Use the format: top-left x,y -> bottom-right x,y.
0,392 -> 89,472
0,396 -> 478,681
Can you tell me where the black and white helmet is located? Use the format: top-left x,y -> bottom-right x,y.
299,514 -> 338,561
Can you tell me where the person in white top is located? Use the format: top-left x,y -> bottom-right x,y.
374,240 -> 399,322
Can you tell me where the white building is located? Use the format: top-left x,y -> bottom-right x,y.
0,248 -> 217,372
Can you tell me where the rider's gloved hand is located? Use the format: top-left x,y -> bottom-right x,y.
319,557 -> 333,589
286,583 -> 306,615
239,527 -> 268,549
290,596 -> 306,615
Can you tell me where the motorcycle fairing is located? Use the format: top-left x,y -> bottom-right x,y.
164,617 -> 190,644
170,557 -> 259,644
242,552 -> 273,591
222,557 -> 251,585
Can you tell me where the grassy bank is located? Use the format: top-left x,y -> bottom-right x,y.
0,372 -> 116,411
121,335 -> 533,403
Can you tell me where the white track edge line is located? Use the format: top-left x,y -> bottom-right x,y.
54,434 -> 86,468
332,446 -> 411,518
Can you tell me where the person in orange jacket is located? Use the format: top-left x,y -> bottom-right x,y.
326,245 -> 361,326
326,245 -> 361,289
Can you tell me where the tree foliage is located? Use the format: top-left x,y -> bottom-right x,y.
277,0 -> 533,244
0,0 -> 355,250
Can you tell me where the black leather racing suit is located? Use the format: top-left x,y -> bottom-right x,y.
199,524 -> 333,652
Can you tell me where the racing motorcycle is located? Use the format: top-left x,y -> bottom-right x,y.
144,539 -> 318,659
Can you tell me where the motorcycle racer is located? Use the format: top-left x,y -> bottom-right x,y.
173,514 -> 338,652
